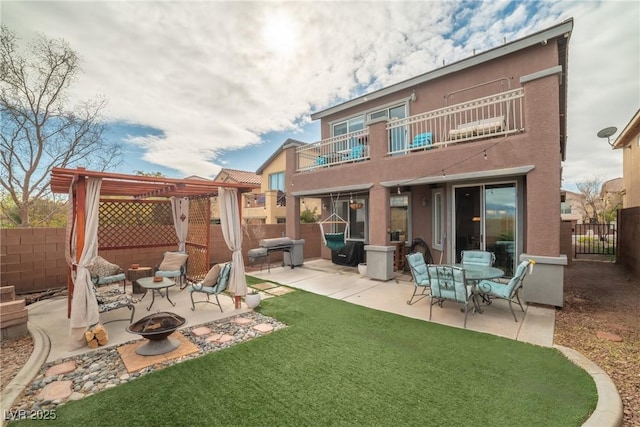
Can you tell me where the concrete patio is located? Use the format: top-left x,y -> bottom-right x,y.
251,259 -> 555,347
26,258 -> 555,365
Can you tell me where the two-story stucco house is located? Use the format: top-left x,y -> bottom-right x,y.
283,19 -> 574,307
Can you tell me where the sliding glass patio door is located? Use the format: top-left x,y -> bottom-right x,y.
454,183 -> 517,275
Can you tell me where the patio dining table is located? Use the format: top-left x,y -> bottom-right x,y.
453,263 -> 504,313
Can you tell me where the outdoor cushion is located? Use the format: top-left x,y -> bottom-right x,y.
88,256 -> 124,277
461,250 -> 494,266
188,262 -> 232,312
202,264 -> 222,286
411,132 -> 432,148
406,252 -> 428,285
158,252 -> 188,271
93,273 -> 126,285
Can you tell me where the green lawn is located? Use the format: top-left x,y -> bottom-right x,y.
15,287 -> 597,426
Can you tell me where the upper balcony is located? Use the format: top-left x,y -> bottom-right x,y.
296,88 -> 524,172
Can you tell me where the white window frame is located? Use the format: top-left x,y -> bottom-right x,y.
269,172 -> 285,192
332,115 -> 364,137
432,189 -> 444,251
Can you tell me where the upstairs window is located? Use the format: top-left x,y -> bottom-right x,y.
369,104 -> 406,122
269,172 -> 285,192
332,116 -> 364,136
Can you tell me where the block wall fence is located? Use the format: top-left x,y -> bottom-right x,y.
1,224 -> 323,295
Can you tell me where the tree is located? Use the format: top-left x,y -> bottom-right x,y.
300,206 -> 318,223
575,177 -> 603,223
0,26 -> 121,227
575,176 -> 622,223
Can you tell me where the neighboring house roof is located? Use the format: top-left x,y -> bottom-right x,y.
602,178 -> 623,194
183,175 -> 209,181
613,109 -> 640,149
255,138 -> 307,175
213,168 -> 261,185
311,19 -> 573,121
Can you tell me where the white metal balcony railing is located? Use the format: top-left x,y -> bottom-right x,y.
295,88 -> 524,171
296,129 -> 370,172
387,88 -> 524,155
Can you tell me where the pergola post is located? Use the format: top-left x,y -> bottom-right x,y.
234,189 -> 243,309
68,175 -> 86,318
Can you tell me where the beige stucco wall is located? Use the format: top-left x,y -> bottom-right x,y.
621,134 -> 640,208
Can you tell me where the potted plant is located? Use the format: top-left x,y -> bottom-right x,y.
358,263 -> 367,277
245,289 -> 261,309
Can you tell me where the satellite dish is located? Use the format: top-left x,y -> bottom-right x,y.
597,126 -> 617,146
597,127 -> 617,139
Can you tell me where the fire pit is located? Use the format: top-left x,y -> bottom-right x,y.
126,312 -> 186,356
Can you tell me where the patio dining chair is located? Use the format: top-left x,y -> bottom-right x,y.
475,260 -> 531,322
154,251 -> 188,289
461,250 -> 496,266
187,262 -> 232,312
427,264 -> 473,327
405,252 -> 430,305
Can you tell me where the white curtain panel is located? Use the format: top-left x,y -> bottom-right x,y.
218,187 -> 247,297
171,196 -> 189,252
68,177 -> 101,350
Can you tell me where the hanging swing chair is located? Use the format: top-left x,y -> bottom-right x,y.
319,212 -> 349,251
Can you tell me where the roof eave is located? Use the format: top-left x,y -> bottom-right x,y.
311,19 -> 574,121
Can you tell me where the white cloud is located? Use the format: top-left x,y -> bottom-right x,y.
3,1 -> 638,184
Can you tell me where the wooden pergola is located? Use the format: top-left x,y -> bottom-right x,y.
50,167 -> 259,315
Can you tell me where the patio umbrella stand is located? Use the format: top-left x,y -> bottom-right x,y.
126,312 -> 186,356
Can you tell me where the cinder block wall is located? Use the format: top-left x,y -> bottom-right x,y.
1,224 -> 322,294
1,228 -> 68,295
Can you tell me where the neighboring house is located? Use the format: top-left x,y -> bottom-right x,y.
600,178 -> 623,221
211,168 -> 261,223
284,19 -> 574,307
254,139 -> 322,224
613,109 -> 640,208
561,190 -> 584,224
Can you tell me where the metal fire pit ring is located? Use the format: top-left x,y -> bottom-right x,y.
126,311 -> 186,356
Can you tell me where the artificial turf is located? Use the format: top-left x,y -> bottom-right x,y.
14,288 -> 597,426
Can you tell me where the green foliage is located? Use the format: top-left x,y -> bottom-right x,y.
43,291 -> 596,426
300,206 -> 318,223
0,193 -> 67,228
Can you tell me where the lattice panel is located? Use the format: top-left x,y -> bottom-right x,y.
98,200 -> 177,249
185,198 -> 210,281
187,198 -> 209,246
186,245 -> 208,283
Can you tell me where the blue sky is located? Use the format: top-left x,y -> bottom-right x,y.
3,1 -> 639,189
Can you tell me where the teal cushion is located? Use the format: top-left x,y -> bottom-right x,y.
93,273 -> 126,285
477,280 -> 510,298
189,263 -> 232,295
428,266 -> 470,303
406,253 -> 429,286
462,250 -> 494,266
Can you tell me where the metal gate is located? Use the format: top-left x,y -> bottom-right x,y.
573,222 -> 617,257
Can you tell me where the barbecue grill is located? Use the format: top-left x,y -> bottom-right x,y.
248,237 -> 303,272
